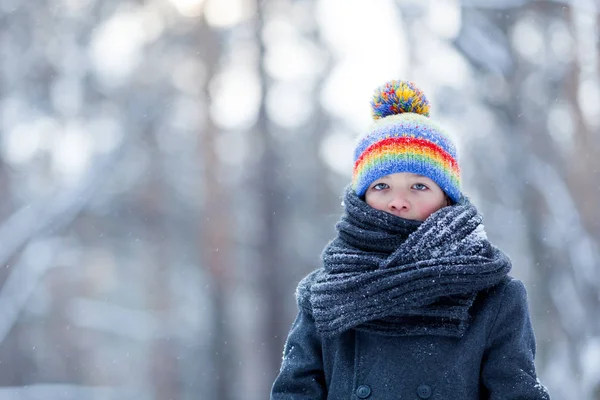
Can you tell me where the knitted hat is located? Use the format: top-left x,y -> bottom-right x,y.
352,80 -> 461,202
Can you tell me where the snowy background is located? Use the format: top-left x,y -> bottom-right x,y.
0,0 -> 599,399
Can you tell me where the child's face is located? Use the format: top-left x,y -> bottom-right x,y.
364,172 -> 448,221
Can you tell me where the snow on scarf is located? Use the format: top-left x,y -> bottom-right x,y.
297,187 -> 512,338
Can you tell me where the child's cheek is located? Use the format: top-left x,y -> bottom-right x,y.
419,203 -> 443,220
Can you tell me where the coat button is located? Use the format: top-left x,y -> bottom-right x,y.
417,384 -> 432,399
356,384 -> 371,398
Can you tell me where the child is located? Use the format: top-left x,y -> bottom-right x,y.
271,80 -> 550,399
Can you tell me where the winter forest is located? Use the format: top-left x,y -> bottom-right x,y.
0,0 -> 598,399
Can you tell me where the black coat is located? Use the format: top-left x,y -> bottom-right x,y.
271,277 -> 550,399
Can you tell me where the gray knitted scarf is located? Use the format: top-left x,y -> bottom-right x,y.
297,187 -> 511,338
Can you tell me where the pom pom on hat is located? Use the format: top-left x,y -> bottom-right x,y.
371,80 -> 430,120
352,80 -> 462,202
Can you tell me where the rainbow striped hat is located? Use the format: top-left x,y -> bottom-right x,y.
352,80 -> 461,202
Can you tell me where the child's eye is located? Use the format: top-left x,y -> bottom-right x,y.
372,182 -> 389,190
412,183 -> 428,191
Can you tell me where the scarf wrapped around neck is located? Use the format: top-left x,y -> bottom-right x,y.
296,187 -> 511,338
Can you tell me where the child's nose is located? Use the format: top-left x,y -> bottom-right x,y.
389,193 -> 410,212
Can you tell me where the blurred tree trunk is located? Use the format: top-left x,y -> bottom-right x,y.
144,134 -> 180,400
248,1 -> 338,395
255,0 -> 286,382
564,7 -> 600,239
562,5 -> 600,397
199,17 -> 233,400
